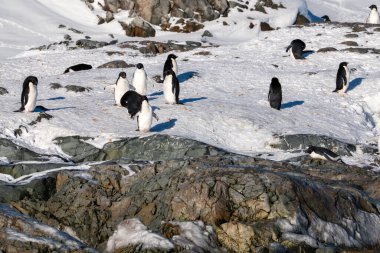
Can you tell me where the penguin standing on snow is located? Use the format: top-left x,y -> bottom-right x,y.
286,39 -> 306,59
15,76 -> 38,112
333,62 -> 349,94
132,63 -> 147,96
114,72 -> 129,106
163,69 -> 180,105
367,5 -> 380,24
163,54 -> 178,79
120,90 -> 158,132
268,77 -> 282,110
306,146 -> 344,163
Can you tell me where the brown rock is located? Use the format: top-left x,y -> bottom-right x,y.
260,22 -> 274,31
294,13 -> 310,25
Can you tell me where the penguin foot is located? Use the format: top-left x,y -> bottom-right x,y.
135,128 -> 140,131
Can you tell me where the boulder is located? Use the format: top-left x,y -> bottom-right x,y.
76,39 -> 109,49
97,60 -> 134,68
0,138 -> 43,162
120,17 -> 156,37
0,87 -> 8,95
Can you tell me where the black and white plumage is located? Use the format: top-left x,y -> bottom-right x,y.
132,63 -> 147,96
268,77 -> 282,110
163,69 -> 180,105
306,146 -> 344,163
15,76 -> 38,112
63,63 -> 92,74
333,62 -> 349,94
120,90 -> 158,132
114,72 -> 129,106
321,15 -> 331,22
286,39 -> 306,59
367,5 -> 379,24
163,54 -> 178,79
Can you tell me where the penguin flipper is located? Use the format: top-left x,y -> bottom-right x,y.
286,45 -> 292,53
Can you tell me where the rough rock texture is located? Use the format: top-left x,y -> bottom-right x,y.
97,60 -> 133,68
0,138 -> 43,162
76,39 -> 109,49
65,85 -> 92,92
317,47 -> 338,53
294,13 -> 310,25
120,17 -> 156,37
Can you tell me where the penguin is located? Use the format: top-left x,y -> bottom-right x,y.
163,54 -> 178,79
63,63 -> 92,74
120,90 -> 158,132
286,39 -> 306,59
163,69 -> 180,105
305,146 -> 344,163
321,15 -> 331,22
366,5 -> 380,24
114,72 -> 129,106
268,77 -> 282,110
131,63 -> 147,96
15,76 -> 38,112
333,62 -> 349,94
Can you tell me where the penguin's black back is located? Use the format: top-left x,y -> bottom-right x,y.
64,63 -> 92,74
163,54 -> 176,78
120,90 -> 146,118
334,62 -> 348,92
20,76 -> 38,111
268,78 -> 282,110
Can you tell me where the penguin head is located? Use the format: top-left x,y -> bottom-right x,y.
339,62 -> 348,68
369,5 -> 377,10
321,15 -> 331,22
136,63 -> 144,69
119,72 -> 127,79
168,54 -> 177,60
25,76 -> 38,86
271,77 -> 280,84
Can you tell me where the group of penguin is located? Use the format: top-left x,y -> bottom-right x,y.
13,4 -> 380,163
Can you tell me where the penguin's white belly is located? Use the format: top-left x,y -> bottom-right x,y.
309,152 -> 327,160
24,85 -> 37,112
133,72 -> 147,95
171,59 -> 178,75
115,81 -> 129,106
367,10 -> 380,24
139,105 -> 153,132
163,78 -> 176,104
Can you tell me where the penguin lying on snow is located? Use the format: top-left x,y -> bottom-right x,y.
114,72 -> 129,106
15,76 -> 38,112
132,63 -> 147,96
367,5 -> 380,24
63,63 -> 92,74
163,69 -> 181,105
286,39 -> 306,59
163,54 -> 178,79
120,90 -> 158,132
333,62 -> 349,94
306,146 -> 345,163
268,77 -> 282,110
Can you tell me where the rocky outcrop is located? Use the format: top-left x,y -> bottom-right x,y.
120,17 -> 156,37
0,138 -> 43,162
98,60 -> 134,68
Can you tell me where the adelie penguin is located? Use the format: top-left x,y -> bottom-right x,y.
132,63 -> 147,96
306,146 -> 345,163
333,62 -> 349,94
268,77 -> 282,110
367,5 -> 380,24
63,63 -> 92,74
321,15 -> 331,22
15,76 -> 38,112
120,90 -> 158,132
286,39 -> 306,59
163,69 -> 180,105
163,54 -> 178,79
114,72 -> 129,106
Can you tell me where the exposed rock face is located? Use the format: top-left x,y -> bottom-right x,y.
0,138 -> 43,162
120,17 -> 156,37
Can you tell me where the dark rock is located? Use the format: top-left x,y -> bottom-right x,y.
294,13 -> 310,25
29,113 -> 53,126
340,41 -> 359,46
105,11 -> 114,22
50,83 -> 63,89
85,35 -> 91,39
151,75 -> 163,83
0,162 -> 72,179
120,17 -> 156,37
105,51 -> 125,56
271,134 -> 356,156
249,22 -> 255,29
223,21 -> 229,26
194,51 -> 211,55
97,15 -> 105,25
374,28 -> 380,32
352,25 -> 367,32
202,30 -> 213,37
58,24 -> 66,28
0,87 -> 8,95
0,138 -> 43,162
97,60 -> 133,68
68,27 -> 83,34
345,33 -> 359,38
65,85 -> 92,93
64,34 -> 72,41
317,47 -> 338,53
260,22 -> 274,31
341,47 -> 369,54
182,20 -> 205,33
229,1 -> 248,9
76,39 -> 108,49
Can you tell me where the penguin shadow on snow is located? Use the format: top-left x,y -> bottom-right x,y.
281,100 -> 304,109
38,96 -> 66,101
149,91 -> 164,96
180,97 -> 207,104
34,106 -> 76,112
346,77 -> 365,93
177,71 -> 200,83
302,50 -> 315,58
151,119 -> 177,132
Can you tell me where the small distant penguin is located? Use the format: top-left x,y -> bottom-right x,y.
120,90 -> 158,132
132,63 -> 147,96
114,72 -> 129,106
163,54 -> 178,79
268,77 -> 282,110
306,146 -> 344,163
286,39 -> 306,59
163,69 -> 180,105
321,15 -> 331,22
333,62 -> 349,94
15,76 -> 38,112
63,63 -> 92,74
367,5 -> 380,24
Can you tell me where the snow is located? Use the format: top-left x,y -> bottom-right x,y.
0,0 -> 380,170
